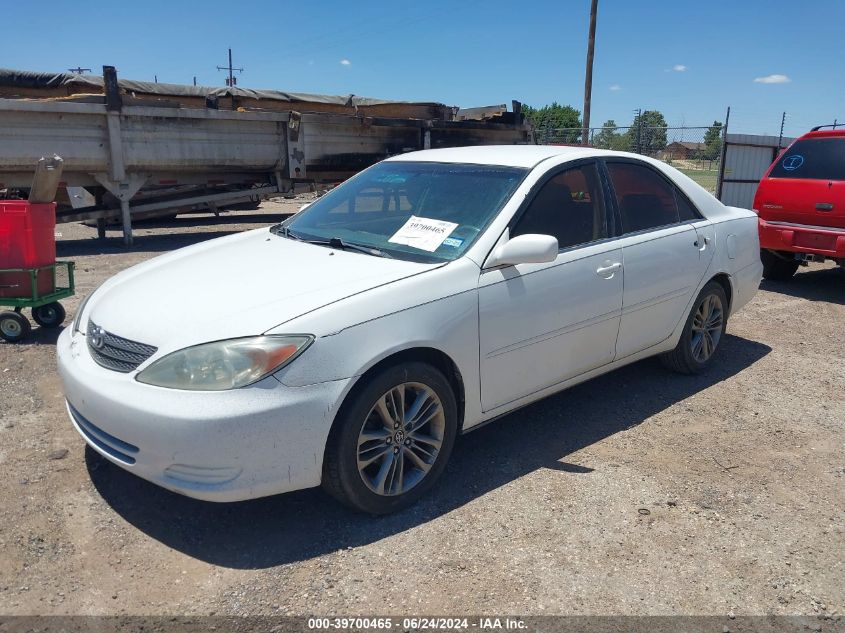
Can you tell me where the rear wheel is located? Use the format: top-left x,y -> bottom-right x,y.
0,311 -> 31,343
32,302 -> 66,328
322,362 -> 458,514
761,249 -> 799,281
661,281 -> 728,374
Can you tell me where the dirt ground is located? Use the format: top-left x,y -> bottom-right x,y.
0,202 -> 843,617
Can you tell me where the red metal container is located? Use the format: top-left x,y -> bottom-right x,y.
0,201 -> 57,298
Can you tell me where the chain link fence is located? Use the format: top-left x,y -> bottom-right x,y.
534,124 -> 723,193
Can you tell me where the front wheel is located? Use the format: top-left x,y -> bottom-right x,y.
761,249 -> 799,281
322,362 -> 458,514
660,281 -> 728,374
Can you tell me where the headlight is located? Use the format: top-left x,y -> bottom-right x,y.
136,335 -> 313,391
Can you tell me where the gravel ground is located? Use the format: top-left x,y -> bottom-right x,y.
0,203 -> 843,617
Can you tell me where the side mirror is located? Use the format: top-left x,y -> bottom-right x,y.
486,234 -> 558,267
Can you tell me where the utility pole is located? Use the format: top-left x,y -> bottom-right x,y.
217,48 -> 244,87
634,108 -> 642,154
777,111 -> 787,150
581,0 -> 598,146
68,67 -> 91,74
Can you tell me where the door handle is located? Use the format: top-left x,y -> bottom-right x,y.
694,236 -> 710,251
816,202 -> 834,211
596,262 -> 622,277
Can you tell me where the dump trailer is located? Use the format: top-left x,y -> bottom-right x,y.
0,67 -> 533,245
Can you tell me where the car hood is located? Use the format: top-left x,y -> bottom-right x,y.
87,228 -> 439,352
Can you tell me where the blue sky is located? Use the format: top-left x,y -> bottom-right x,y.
3,0 -> 842,137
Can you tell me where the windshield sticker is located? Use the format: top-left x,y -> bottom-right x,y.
782,154 -> 804,171
388,215 -> 459,252
442,237 -> 464,248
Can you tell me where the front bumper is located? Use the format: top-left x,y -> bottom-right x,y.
57,328 -> 351,502
759,218 -> 845,258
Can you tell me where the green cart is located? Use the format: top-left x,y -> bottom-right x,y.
0,261 -> 75,343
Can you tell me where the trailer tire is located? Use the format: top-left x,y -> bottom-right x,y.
32,302 -> 66,328
0,311 -> 31,343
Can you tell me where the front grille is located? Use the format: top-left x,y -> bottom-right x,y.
87,320 -> 157,373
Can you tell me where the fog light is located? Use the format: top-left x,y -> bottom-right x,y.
163,464 -> 242,485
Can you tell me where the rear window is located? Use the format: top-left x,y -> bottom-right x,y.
769,137 -> 845,180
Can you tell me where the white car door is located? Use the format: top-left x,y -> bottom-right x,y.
604,160 -> 712,359
478,161 -> 623,412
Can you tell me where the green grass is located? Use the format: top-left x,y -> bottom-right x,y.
674,166 -> 719,193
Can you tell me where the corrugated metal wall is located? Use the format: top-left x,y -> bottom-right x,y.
720,133 -> 796,209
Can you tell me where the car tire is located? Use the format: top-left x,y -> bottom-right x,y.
761,249 -> 799,281
0,311 -> 31,343
322,361 -> 458,514
32,302 -> 66,328
660,281 -> 728,375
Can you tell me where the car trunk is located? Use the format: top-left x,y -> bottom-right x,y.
756,177 -> 845,230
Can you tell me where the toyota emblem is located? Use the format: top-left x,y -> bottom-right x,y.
89,326 -> 106,350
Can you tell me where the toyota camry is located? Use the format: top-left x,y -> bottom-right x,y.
58,145 -> 762,514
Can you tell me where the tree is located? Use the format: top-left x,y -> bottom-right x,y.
626,110 -> 668,155
703,120 -> 723,160
523,102 -> 582,144
592,119 -> 629,151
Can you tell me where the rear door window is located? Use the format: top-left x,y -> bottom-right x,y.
606,162 -> 682,233
769,137 -> 845,180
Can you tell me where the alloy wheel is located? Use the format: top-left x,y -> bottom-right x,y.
356,381 -> 446,496
690,293 -> 724,363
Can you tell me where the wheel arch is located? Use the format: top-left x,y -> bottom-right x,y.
709,272 -> 733,313
334,346 -> 467,432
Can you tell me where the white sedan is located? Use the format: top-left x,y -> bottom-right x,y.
57,146 -> 762,514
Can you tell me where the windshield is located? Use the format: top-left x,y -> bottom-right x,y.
769,137 -> 845,180
280,161 -> 527,262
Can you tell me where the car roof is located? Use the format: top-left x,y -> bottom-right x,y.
800,128 -> 845,140
385,144 -> 611,168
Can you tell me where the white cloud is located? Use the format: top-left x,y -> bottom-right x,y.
672,64 -> 687,72
609,84 -> 622,91
340,59 -> 351,66
754,73 -> 790,84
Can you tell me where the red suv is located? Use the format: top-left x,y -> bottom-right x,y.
754,125 -> 845,280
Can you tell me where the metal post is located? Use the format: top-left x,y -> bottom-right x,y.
103,66 -> 122,112
634,108 -> 642,154
777,111 -> 786,150
120,199 -> 132,247
581,0 -> 598,146
716,106 -> 730,200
